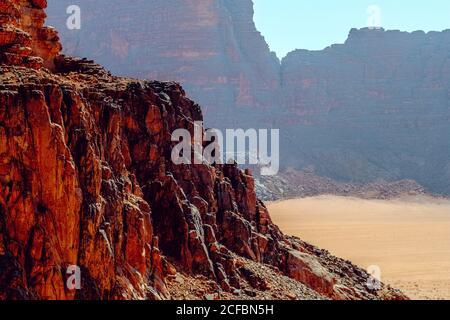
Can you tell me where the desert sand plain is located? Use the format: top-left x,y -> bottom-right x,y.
268,196 -> 450,300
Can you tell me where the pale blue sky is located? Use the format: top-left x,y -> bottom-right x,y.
253,0 -> 450,58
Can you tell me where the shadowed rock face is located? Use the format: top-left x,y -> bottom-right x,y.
46,1 -> 450,195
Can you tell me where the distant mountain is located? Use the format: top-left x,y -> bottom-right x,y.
280,28 -> 450,195
47,1 -> 450,195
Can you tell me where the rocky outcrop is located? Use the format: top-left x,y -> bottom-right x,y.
0,0 -> 61,69
0,60 -> 407,301
0,1 -> 407,300
46,1 -> 450,196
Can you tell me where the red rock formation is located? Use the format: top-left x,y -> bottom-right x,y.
279,28 -> 450,194
0,0 -> 61,69
0,1 -> 407,300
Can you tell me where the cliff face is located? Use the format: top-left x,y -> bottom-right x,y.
46,0 -> 280,128
0,63 -> 405,301
0,0 -> 61,69
0,1 -> 406,300
46,1 -> 450,195
280,28 -> 450,194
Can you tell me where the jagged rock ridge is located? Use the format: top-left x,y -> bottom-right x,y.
0,0 -> 60,69
46,0 -> 280,128
0,0 -> 406,300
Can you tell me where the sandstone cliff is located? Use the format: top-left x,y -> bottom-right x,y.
0,0 -> 406,300
280,28 -> 450,195
0,0 -> 60,69
47,1 -> 450,196
46,0 -> 280,129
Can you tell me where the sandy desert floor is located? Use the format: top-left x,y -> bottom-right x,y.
267,196 -> 450,300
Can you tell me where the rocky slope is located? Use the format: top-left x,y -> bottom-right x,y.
47,1 -> 450,196
256,169 -> 427,202
0,0 -> 406,300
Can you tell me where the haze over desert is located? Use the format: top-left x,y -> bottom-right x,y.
268,196 -> 450,300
